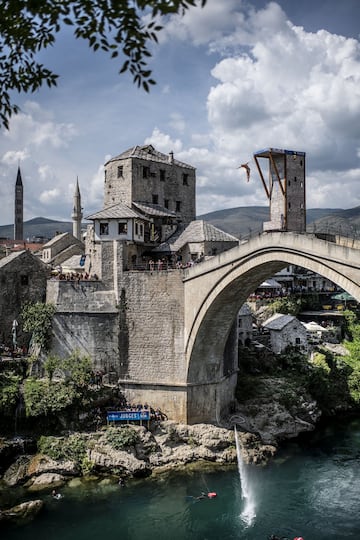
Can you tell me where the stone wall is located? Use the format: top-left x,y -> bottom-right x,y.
117,270 -> 186,384
47,280 -> 119,371
286,153 -> 306,232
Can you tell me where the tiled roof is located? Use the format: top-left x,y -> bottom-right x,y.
133,201 -> 177,218
153,220 -> 239,252
262,313 -> 296,331
85,203 -> 149,221
0,250 -> 26,268
106,145 -> 195,170
42,232 -> 69,247
238,303 -> 252,316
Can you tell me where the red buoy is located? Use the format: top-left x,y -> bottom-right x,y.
207,492 -> 217,499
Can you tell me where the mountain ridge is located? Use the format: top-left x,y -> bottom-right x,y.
0,205 -> 359,241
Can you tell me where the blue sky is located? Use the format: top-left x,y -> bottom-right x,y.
0,0 -> 360,226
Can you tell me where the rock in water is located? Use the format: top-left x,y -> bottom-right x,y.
0,499 -> 43,524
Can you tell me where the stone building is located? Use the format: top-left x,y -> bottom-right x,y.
41,232 -> 84,268
262,313 -> 308,354
0,250 -> 50,347
152,219 -> 239,264
238,303 -> 253,346
103,144 -> 196,225
84,145 -> 196,279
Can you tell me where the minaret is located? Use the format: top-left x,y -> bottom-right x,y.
14,166 -> 23,241
72,177 -> 83,240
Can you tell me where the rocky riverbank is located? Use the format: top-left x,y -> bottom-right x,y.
0,378 -> 324,525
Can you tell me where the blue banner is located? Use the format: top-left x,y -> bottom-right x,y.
107,410 -> 150,422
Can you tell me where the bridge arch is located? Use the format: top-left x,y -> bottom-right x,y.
183,232 -> 360,422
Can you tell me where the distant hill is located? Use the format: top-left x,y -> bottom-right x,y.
0,217 -> 75,242
198,206 -> 360,239
1,206 -> 360,242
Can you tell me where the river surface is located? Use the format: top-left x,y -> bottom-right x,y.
3,416 -> 360,540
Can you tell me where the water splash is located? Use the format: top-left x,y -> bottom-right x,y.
234,425 -> 256,526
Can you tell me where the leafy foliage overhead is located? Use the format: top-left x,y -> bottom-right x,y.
0,0 -> 206,128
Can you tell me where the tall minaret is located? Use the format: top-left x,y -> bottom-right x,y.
14,166 -> 23,241
72,177 -> 83,240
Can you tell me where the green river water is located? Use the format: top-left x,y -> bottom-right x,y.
2,416 -> 360,540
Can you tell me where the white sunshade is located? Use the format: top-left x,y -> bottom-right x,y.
259,278 -> 282,288
302,321 -> 329,332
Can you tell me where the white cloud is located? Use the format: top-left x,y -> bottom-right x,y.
39,188 -> 61,204
4,101 -> 77,149
144,128 -> 183,154
1,149 -> 30,165
161,0 -> 244,46
169,113 -> 186,133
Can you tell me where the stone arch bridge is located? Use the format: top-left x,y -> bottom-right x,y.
48,232 -> 360,425
183,232 -> 360,423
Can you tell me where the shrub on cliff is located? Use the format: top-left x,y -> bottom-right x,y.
0,373 -> 20,415
37,433 -> 91,473
105,427 -> 140,450
23,378 -> 77,417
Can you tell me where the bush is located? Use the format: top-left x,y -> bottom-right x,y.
0,374 -> 20,415
23,378 -> 77,417
105,427 -> 139,449
312,352 -> 331,374
38,433 -> 87,463
21,302 -> 56,351
348,368 -> 360,404
62,350 -> 93,388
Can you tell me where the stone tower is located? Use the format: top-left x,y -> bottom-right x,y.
72,177 -> 83,241
14,166 -> 23,241
103,145 -> 196,226
254,147 -> 306,233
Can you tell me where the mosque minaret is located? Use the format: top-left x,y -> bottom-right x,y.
72,177 -> 83,241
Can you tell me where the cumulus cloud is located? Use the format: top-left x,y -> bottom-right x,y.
171,0 -> 360,213
1,149 -> 30,165
4,101 -> 77,149
39,188 -> 61,204
144,128 -> 183,154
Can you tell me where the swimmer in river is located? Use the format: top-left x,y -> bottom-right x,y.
52,489 -> 63,500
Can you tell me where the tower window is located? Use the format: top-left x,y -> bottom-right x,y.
117,166 -> 123,178
118,222 -> 127,235
20,275 -> 29,285
160,169 -> 165,182
152,194 -> 158,204
143,166 -> 150,178
164,199 -> 169,209
176,201 -> 181,212
182,173 -> 189,185
100,222 -> 109,235
288,202 -> 291,209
